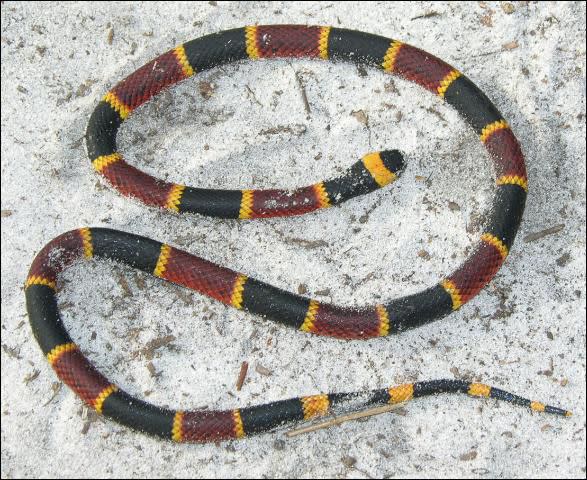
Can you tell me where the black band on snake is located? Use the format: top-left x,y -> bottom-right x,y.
25,26 -> 570,443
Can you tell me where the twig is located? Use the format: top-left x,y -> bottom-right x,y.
245,84 -> 263,107
23,369 -> 40,385
286,403 -> 404,437
140,335 -> 176,360
470,49 -> 503,58
259,124 -> 306,137
523,224 -> 565,243
294,71 -> 311,115
410,11 -> 440,21
42,382 -> 62,406
457,45 -> 520,63
269,225 -> 329,249
236,361 -> 248,391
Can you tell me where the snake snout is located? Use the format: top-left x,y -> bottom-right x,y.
378,149 -> 405,176
358,149 -> 405,190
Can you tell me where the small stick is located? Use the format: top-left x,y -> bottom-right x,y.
286,403 -> 404,437
42,382 -> 62,406
470,49 -> 503,58
523,224 -> 565,243
410,11 -> 440,21
236,361 -> 248,391
295,71 -> 311,115
245,85 -> 263,107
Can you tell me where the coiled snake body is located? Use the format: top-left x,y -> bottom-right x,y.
26,26 -> 570,443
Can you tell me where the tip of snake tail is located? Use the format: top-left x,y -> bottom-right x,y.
379,149 -> 405,174
532,403 -> 572,417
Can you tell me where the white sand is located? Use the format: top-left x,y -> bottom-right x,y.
1,1 -> 585,478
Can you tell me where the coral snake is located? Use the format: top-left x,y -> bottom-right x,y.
26,25 -> 570,443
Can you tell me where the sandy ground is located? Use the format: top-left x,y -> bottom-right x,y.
1,1 -> 585,478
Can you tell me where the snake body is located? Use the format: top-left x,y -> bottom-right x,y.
26,26 -> 569,443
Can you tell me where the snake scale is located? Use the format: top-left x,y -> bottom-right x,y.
25,25 -> 570,443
